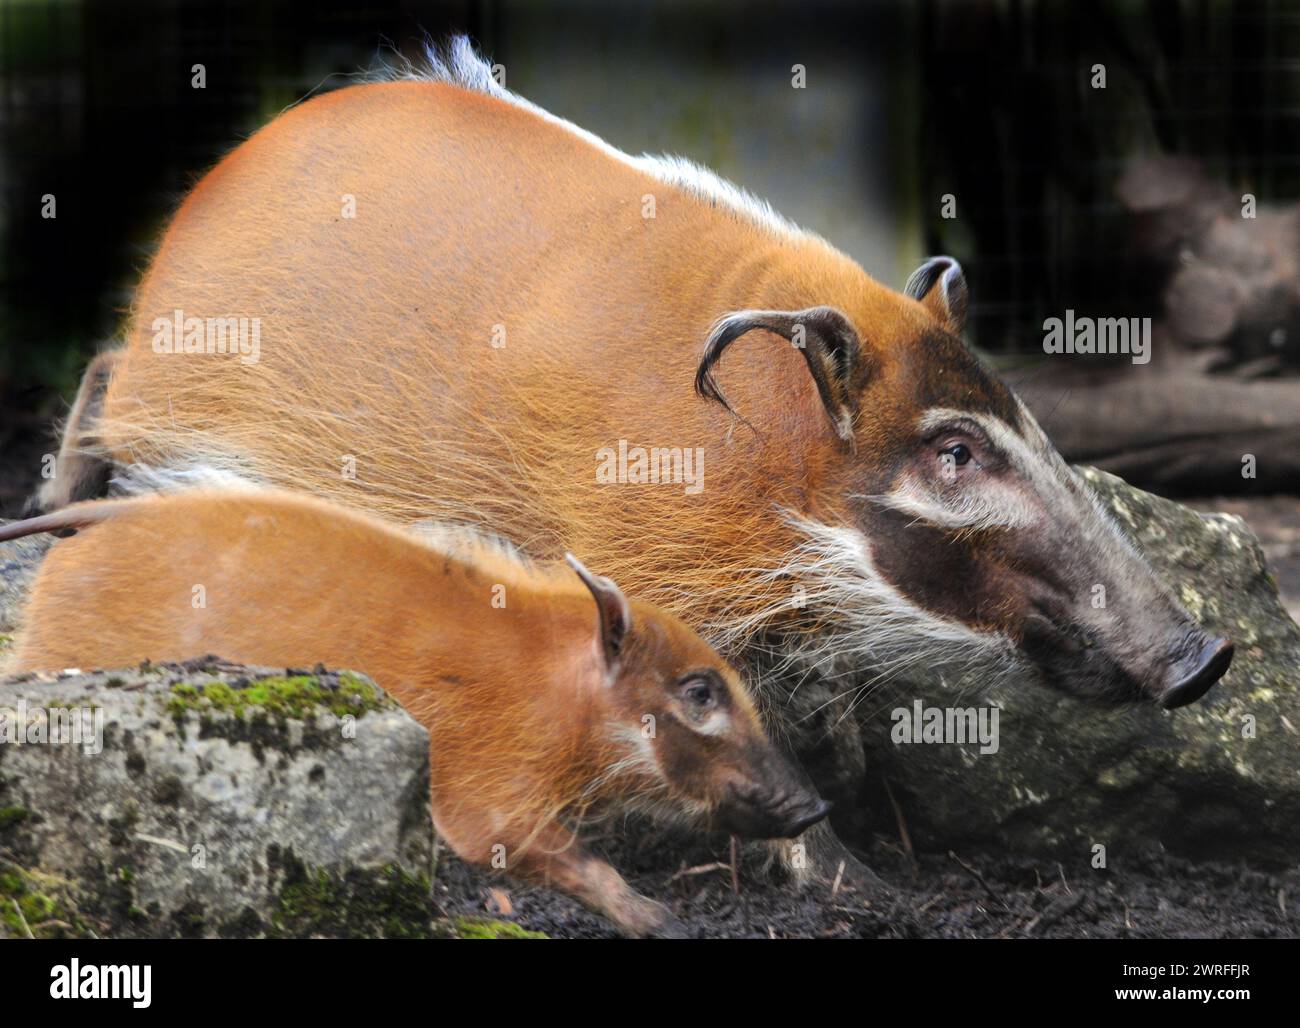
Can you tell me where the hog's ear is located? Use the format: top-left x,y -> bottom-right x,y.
695,305 -> 863,445
565,553 -> 632,682
904,256 -> 968,335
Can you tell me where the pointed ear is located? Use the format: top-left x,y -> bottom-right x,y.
695,305 -> 864,446
904,256 -> 968,335
565,553 -> 632,682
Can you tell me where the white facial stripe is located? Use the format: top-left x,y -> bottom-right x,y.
1008,397 -> 1158,570
1012,396 -> 1072,467
689,710 -> 732,737
909,410 -> 1071,506
904,406 -> 1075,523
913,404 -> 1163,598
918,406 -> 1053,474
605,723 -> 664,782
870,476 -> 1032,531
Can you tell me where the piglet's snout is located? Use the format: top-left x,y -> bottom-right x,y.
779,796 -> 833,838
715,752 -> 831,839
717,786 -> 831,839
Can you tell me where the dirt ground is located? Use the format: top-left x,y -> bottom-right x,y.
433,820 -> 1300,939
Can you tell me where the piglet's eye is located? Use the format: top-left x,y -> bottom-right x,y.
681,679 -> 715,709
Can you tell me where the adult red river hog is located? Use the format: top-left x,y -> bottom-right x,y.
38,37 -> 1233,884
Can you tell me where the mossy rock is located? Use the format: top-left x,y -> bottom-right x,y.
166,671 -> 386,722
0,863 -> 94,939
0,659 -> 434,937
267,856 -> 434,939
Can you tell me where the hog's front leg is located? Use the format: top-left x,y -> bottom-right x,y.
513,822 -> 688,939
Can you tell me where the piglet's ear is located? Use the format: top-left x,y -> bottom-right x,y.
904,256 -> 968,335
566,553 -> 632,683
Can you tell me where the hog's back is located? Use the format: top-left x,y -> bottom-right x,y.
97,80 -> 896,619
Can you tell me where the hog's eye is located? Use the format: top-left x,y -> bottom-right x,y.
941,443 -> 972,466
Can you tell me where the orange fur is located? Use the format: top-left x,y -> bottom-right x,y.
90,75 -> 944,654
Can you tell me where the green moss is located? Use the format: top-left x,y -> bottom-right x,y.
452,915 -> 547,940
0,806 -> 30,831
268,855 -> 434,939
0,864 -> 92,939
1,850 -> 463,940
166,671 -> 383,722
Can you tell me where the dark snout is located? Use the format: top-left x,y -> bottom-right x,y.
1160,635 -> 1234,709
774,796 -> 833,838
714,751 -> 831,839
716,791 -> 831,840
1020,546 -> 1236,709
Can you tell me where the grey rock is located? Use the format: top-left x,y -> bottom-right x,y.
0,658 -> 434,938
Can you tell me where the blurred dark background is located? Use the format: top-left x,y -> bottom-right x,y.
8,0 -> 1300,384
1,1 -> 1298,585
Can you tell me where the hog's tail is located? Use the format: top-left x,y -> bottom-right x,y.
0,499 -> 132,544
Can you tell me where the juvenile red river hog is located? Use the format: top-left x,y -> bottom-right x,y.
0,490 -> 829,937
41,37 -> 1231,877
